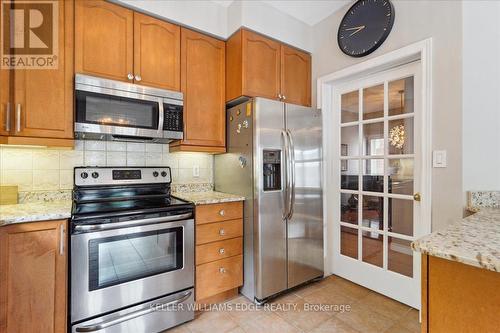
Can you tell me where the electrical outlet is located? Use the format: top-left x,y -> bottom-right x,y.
193,165 -> 200,178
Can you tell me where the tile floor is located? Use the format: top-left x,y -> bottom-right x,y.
167,275 -> 421,333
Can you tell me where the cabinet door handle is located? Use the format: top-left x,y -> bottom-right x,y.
282,95 -> 286,100
219,248 -> 225,255
127,73 -> 134,80
15,104 -> 21,133
4,102 -> 10,131
59,224 -> 65,256
135,74 -> 142,82
219,267 -> 226,274
219,228 -> 226,236
278,93 -> 282,100
219,209 -> 225,216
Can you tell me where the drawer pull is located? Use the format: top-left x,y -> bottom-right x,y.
219,209 -> 225,216
219,267 -> 226,274
219,228 -> 226,236
219,248 -> 225,255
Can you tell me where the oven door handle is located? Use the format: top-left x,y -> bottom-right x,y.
74,291 -> 192,332
73,213 -> 193,232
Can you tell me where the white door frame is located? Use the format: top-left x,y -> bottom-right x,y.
319,39 -> 433,309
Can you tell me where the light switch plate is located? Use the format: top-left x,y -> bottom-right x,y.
193,165 -> 200,177
433,150 -> 447,168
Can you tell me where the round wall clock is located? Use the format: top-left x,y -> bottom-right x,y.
338,0 -> 395,57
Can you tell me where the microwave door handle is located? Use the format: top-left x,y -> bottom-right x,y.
75,291 -> 192,332
158,99 -> 164,135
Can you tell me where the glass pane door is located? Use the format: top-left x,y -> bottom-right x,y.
335,62 -> 422,308
89,227 -> 183,291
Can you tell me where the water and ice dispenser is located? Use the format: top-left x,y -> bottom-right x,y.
263,150 -> 281,191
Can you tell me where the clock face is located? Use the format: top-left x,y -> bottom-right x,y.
338,0 -> 395,57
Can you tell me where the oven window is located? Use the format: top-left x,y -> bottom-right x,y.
88,227 -> 183,291
76,91 -> 159,130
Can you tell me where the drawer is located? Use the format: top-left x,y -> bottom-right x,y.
196,201 -> 243,224
196,237 -> 243,265
196,219 -> 242,245
196,255 -> 243,300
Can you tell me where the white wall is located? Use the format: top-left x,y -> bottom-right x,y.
228,1 -> 313,51
312,0 -> 463,230
114,0 -> 313,51
114,0 -> 228,38
462,0 -> 500,191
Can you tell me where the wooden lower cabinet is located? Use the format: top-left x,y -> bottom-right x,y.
195,202 -> 243,303
0,220 -> 67,333
421,254 -> 500,333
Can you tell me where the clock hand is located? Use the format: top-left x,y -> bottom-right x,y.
345,25 -> 366,37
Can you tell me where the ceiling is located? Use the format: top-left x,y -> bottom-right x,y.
211,0 -> 351,26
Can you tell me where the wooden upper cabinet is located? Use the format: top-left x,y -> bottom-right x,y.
75,0 -> 133,82
11,0 -> 73,140
172,28 -> 225,152
241,30 -> 281,101
133,13 -> 180,91
226,29 -> 281,102
226,28 -> 311,107
0,220 -> 67,333
0,1 -> 10,136
281,45 -> 311,107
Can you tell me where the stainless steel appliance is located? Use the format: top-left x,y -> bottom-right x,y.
75,74 -> 183,143
214,98 -> 323,304
70,167 -> 194,333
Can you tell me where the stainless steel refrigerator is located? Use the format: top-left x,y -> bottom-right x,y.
214,97 -> 323,303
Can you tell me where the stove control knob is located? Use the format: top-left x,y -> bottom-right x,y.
91,172 -> 99,179
153,171 -> 159,177
80,172 -> 88,179
161,171 -> 168,177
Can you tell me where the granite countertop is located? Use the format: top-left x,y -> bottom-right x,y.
173,191 -> 245,205
0,200 -> 72,226
412,208 -> 500,272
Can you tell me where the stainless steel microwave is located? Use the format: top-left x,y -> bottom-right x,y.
74,74 -> 183,143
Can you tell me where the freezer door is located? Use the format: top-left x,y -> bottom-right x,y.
254,98 -> 288,300
286,104 -> 324,288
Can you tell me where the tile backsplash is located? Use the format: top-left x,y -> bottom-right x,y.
0,140 -> 213,192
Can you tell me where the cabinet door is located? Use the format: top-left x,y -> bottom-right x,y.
180,28 -> 225,148
12,0 -> 73,139
242,29 -> 281,101
0,0 -> 10,136
281,45 -> 311,107
75,0 -> 133,82
0,220 -> 67,333
134,12 -> 180,91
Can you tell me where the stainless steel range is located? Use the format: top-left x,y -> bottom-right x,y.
70,167 -> 194,333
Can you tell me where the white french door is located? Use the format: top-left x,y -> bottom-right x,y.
331,61 -> 423,308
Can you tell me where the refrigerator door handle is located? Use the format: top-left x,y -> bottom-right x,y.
281,130 -> 290,220
286,129 -> 296,220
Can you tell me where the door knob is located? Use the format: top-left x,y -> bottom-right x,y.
219,248 -> 225,255
219,267 -> 226,274
413,193 -> 421,202
219,228 -> 226,236
127,73 -> 134,80
135,74 -> 142,82
219,209 -> 225,216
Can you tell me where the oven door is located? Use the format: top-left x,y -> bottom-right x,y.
71,218 -> 194,323
75,87 -> 164,139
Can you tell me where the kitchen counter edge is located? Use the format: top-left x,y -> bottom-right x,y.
411,208 -> 500,272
